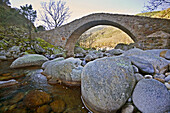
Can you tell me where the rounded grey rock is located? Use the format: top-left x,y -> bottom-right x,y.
81,56 -> 136,112
0,56 -> 7,60
42,57 -> 64,69
165,75 -> 170,82
134,73 -> 144,82
43,57 -> 83,85
132,79 -> 170,113
10,54 -> 49,68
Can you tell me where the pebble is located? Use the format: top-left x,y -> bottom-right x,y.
165,75 -> 170,82
165,82 -> 170,90
134,73 -> 144,82
121,104 -> 134,113
154,73 -> 165,79
144,75 -> 153,79
132,65 -> 139,73
165,72 -> 170,77
127,98 -> 132,103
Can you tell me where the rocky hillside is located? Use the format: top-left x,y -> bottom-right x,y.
137,8 -> 170,19
0,4 -> 65,60
78,26 -> 134,49
0,5 -> 33,28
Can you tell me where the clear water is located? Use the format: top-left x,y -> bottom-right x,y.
0,60 -> 89,113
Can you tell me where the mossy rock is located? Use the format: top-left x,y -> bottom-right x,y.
10,54 -> 49,68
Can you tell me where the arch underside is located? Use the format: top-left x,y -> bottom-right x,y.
65,20 -> 136,57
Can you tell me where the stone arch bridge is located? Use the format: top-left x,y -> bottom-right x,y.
38,13 -> 170,57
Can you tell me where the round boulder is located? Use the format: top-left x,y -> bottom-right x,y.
42,57 -> 83,86
10,54 -> 48,68
81,56 -> 136,113
132,79 -> 170,113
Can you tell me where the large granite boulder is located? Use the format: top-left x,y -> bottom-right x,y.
132,79 -> 170,113
41,57 -> 64,69
10,54 -> 48,68
123,48 -> 170,74
42,57 -> 83,86
81,56 -> 136,113
127,56 -> 154,74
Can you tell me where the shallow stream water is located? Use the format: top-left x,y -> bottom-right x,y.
0,60 -> 89,113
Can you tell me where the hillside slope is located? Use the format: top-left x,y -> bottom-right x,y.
78,26 -> 134,49
0,4 -> 34,30
137,8 -> 170,19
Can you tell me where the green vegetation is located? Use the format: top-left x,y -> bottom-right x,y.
137,8 -> 170,19
78,26 -> 134,49
0,4 -> 64,56
0,26 -> 63,55
0,5 -> 30,29
20,4 -> 37,39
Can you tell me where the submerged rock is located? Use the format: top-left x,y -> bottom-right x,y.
9,92 -> 25,104
132,79 -> 170,113
50,99 -> 66,112
81,56 -> 136,113
37,105 -> 51,113
23,90 -> 51,108
0,79 -> 18,89
10,54 -> 48,68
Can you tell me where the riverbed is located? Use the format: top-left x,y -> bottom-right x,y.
0,60 -> 89,113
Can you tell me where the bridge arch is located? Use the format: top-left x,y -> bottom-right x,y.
65,20 -> 136,57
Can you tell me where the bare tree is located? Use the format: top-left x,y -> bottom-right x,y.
143,0 -> 170,12
40,0 -> 71,30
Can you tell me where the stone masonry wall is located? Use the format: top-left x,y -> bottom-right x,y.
36,13 -> 170,56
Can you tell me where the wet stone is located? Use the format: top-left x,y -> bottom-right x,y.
9,92 -> 25,104
37,105 -> 51,113
134,73 -> 144,82
50,99 -> 66,113
23,90 -> 51,108
144,75 -> 153,79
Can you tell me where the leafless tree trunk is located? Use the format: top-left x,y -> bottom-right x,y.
40,0 -> 71,30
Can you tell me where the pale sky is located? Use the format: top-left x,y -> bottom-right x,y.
10,0 -> 149,27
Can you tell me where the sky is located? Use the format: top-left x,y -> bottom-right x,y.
10,0 -> 149,27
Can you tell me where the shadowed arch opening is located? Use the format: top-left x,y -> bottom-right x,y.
65,20 -> 136,57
